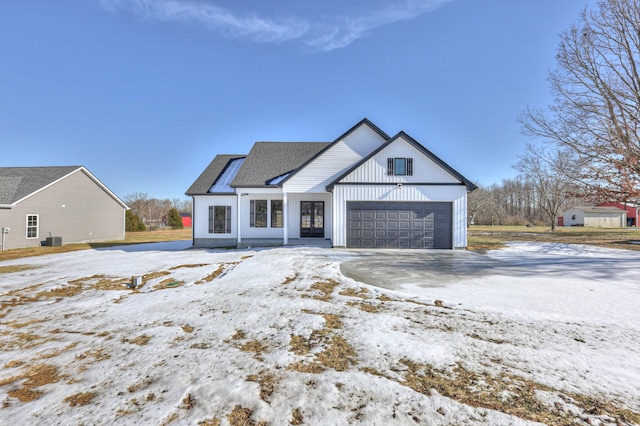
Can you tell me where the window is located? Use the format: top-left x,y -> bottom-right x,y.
250,200 -> 267,227
26,214 -> 39,239
387,158 -> 413,176
271,200 -> 283,228
209,206 -> 231,234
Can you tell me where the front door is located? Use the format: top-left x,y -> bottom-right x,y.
300,201 -> 324,237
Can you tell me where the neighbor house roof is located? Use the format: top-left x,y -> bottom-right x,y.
572,206 -> 626,214
0,166 -> 128,208
185,155 -> 246,195
230,142 -> 330,187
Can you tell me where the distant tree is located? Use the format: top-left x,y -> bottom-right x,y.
519,0 -> 640,201
167,207 -> 183,229
126,210 -> 146,232
515,145 -> 577,230
467,187 -> 494,226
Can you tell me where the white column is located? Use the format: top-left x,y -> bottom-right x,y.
283,192 -> 288,245
237,194 -> 242,243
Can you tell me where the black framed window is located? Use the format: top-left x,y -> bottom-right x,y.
209,206 -> 231,234
250,200 -> 268,227
271,200 -> 283,228
387,158 -> 413,176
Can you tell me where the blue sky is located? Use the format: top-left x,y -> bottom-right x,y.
0,0 -> 596,201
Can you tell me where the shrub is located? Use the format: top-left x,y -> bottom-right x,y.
126,210 -> 146,232
167,208 -> 184,229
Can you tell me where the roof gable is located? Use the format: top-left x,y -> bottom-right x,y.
279,118 -> 390,187
327,131 -> 477,191
230,142 -> 329,187
0,166 -> 128,208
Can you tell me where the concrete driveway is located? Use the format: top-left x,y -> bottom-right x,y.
339,249 -> 502,289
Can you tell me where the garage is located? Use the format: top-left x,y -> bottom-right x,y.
346,201 -> 452,249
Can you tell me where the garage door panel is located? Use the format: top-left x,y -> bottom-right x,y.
347,201 -> 452,249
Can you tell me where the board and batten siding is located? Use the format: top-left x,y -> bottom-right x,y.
0,170 -> 125,249
285,193 -> 332,239
283,124 -> 387,193
332,185 -> 468,248
340,136 -> 461,184
193,195 -> 238,243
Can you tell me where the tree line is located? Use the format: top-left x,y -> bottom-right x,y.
124,192 -> 192,232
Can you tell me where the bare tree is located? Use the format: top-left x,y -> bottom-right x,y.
519,0 -> 640,202
467,187 -> 494,226
515,145 -> 577,230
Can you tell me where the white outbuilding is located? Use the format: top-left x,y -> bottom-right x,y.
563,206 -> 627,227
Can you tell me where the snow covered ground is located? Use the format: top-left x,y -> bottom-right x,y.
0,242 -> 638,425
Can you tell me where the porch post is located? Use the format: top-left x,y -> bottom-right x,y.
237,194 -> 242,243
283,192 -> 288,245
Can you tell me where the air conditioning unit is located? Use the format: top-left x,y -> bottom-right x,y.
45,237 -> 62,247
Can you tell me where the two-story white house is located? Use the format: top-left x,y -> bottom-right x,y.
186,119 -> 476,249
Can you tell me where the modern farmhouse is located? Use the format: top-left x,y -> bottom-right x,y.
186,119 -> 477,249
0,166 -> 128,250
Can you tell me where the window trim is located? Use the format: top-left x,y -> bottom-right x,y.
387,157 -> 413,176
209,205 -> 232,234
26,214 -> 39,239
250,199 -> 268,228
271,200 -> 283,228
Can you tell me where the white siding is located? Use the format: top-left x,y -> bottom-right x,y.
193,195 -> 238,239
584,212 -> 625,227
286,193 -> 332,239
333,185 -> 468,248
283,124 -> 386,193
340,136 -> 460,184
239,194 -> 285,239
563,208 -> 584,227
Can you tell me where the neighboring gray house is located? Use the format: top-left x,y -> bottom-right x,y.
186,119 -> 477,249
0,166 -> 128,250
563,206 -> 627,228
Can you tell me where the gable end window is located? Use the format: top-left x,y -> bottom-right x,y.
26,214 -> 39,239
209,206 -> 231,234
250,200 -> 268,228
387,158 -> 413,176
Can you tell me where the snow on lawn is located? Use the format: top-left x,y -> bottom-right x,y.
0,242 -> 638,425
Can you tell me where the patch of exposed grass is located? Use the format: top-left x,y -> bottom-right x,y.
468,225 -> 640,252
346,301 -> 381,313
153,278 -> 183,290
197,418 -> 221,426
195,262 -> 238,284
393,359 -> 640,425
64,391 -> 96,406
289,311 -> 356,373
0,228 -> 191,262
291,408 -> 304,425
122,334 -> 151,346
339,287 -> 370,299
0,331 -> 52,350
307,278 -> 340,301
247,370 -> 277,402
169,263 -> 209,270
281,273 -> 298,285
0,364 -> 62,402
226,405 -> 267,426
0,264 -> 41,274
181,324 -> 194,333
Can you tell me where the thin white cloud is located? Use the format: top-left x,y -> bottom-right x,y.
99,0 -> 452,51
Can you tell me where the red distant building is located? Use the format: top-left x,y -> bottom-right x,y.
599,203 -> 639,226
179,213 -> 192,227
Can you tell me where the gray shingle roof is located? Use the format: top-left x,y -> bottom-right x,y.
230,142 -> 330,187
573,206 -> 625,214
185,155 -> 246,195
0,166 -> 82,205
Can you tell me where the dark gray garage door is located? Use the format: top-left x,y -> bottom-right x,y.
347,201 -> 452,249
